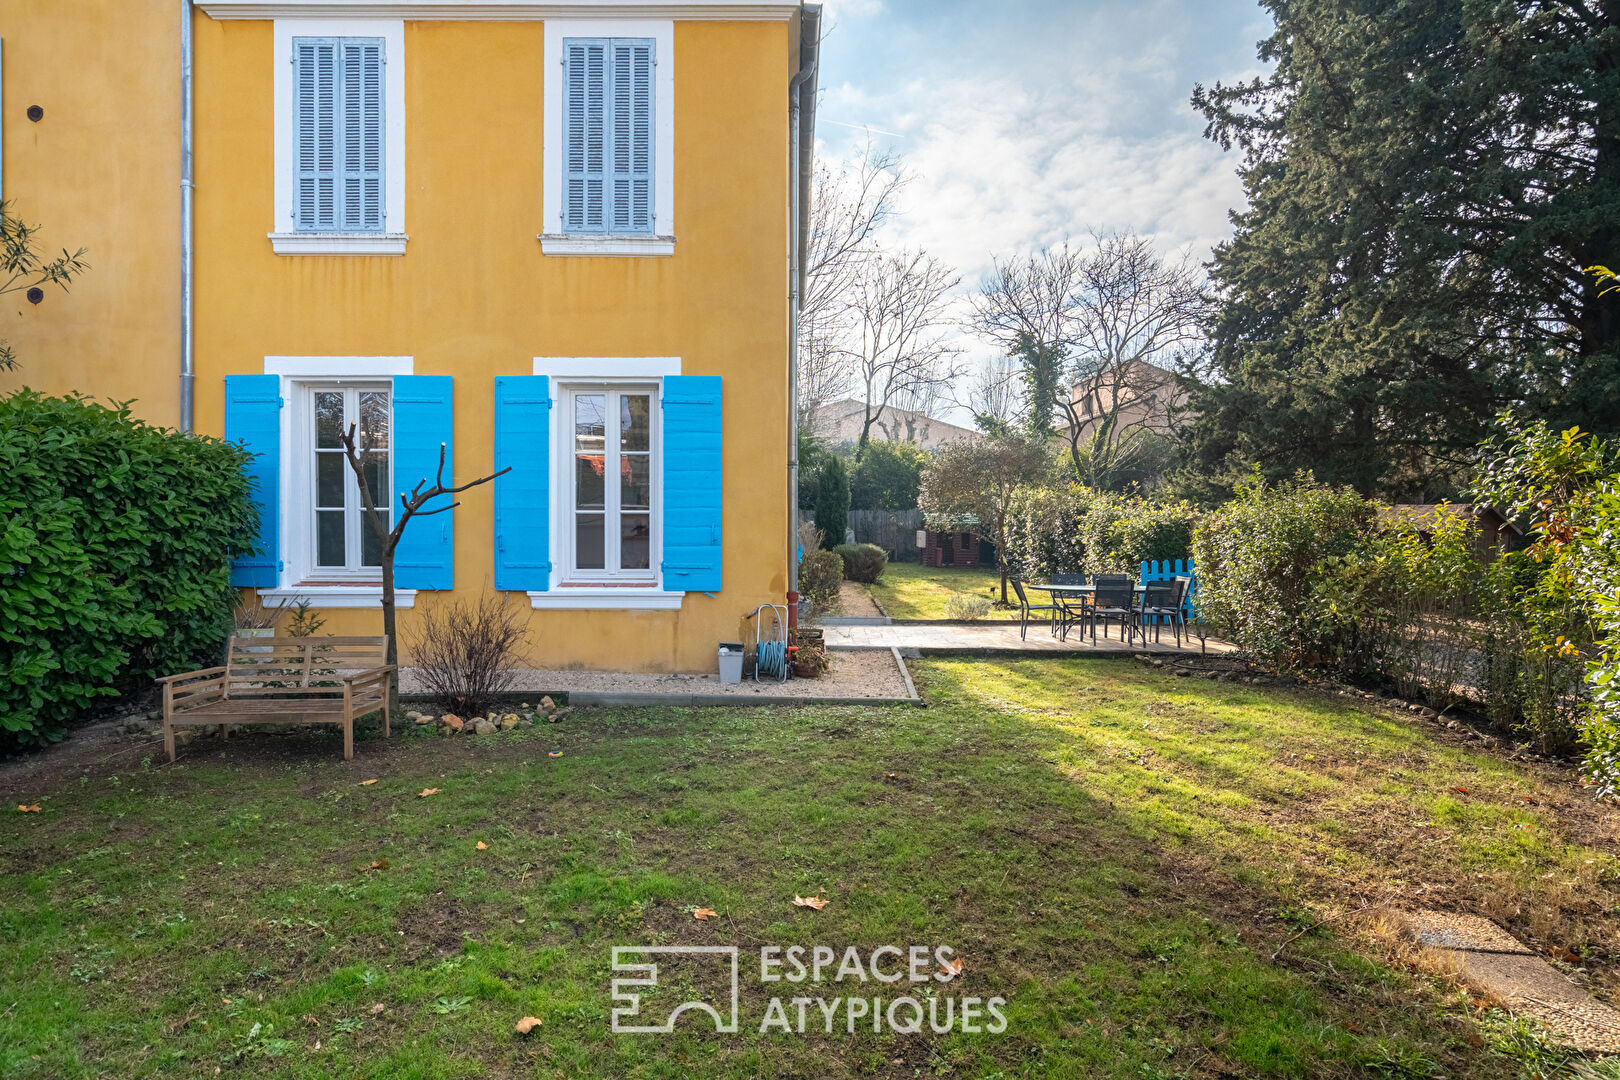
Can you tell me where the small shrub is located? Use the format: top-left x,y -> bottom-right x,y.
409,593 -> 528,717
833,542 -> 887,583
943,593 -> 992,620
0,391 -> 258,747
814,455 -> 850,549
799,548 -> 843,616
283,599 -> 326,638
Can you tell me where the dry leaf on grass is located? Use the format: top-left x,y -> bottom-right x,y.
514,1016 -> 543,1034
370,1003 -> 385,1014
1450,786 -> 1471,795
693,907 -> 719,921
17,804 -> 40,813
883,773 -> 899,781
938,956 -> 964,979
418,788 -> 440,798
476,841 -> 488,851
792,895 -> 828,910
363,859 -> 389,872
360,779 -> 378,786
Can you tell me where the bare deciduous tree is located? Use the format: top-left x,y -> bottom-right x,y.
337,428 -> 510,713
798,144 -> 906,433
972,230 -> 1207,488
963,353 -> 1021,433
843,248 -> 962,453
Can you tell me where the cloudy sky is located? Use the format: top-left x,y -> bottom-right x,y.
812,0 -> 1273,416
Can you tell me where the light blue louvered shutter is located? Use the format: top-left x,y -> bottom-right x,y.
563,39 -> 607,232
493,377 -> 554,592
392,376 -> 454,591
609,39 -> 653,233
224,375 -> 282,587
661,376 -> 722,592
294,39 -> 338,231
341,39 -> 384,231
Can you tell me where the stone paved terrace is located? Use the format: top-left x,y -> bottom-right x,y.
822,621 -> 1235,655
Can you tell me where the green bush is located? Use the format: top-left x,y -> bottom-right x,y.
799,548 -> 844,616
0,391 -> 258,746
850,440 -> 928,510
814,455 -> 850,550
1189,473 -> 1376,671
1005,484 -> 1199,581
833,542 -> 887,583
943,593 -> 992,620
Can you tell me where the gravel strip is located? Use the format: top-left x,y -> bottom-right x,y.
399,648 -> 910,700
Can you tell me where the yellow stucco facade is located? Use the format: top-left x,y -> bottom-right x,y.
1,2 -> 803,673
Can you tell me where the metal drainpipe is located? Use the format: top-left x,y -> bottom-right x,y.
787,4 -> 821,613
179,0 -> 195,432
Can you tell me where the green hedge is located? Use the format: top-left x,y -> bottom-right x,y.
1004,485 -> 1198,581
833,542 -> 887,583
0,391 -> 259,746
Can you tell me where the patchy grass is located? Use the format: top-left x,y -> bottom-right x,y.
2,658 -> 1617,1079
867,562 -> 1018,620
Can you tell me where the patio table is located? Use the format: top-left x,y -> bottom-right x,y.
1028,582 -> 1147,641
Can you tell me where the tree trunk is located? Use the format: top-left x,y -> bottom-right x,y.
379,546 -> 400,718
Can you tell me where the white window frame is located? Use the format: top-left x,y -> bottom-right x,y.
270,18 -> 407,256
555,381 -> 661,585
302,382 -> 393,578
259,356 -> 416,608
540,18 -> 675,257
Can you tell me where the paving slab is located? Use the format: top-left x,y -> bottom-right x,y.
1395,910 -> 1620,1053
823,621 -> 1233,656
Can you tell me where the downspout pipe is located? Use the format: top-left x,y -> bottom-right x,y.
180,0 -> 195,432
788,2 -> 821,603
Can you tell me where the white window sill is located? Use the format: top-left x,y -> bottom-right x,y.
258,585 -> 416,609
538,234 -> 675,257
269,232 -> 409,256
528,588 -> 682,610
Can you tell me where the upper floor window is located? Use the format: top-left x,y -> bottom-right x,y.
541,20 -> 674,256
293,37 -> 384,233
271,19 -> 405,256
562,38 -> 654,235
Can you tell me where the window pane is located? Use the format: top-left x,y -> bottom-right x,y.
316,509 -> 346,567
316,452 -> 345,508
315,392 -> 345,449
361,509 -> 386,567
576,513 -> 605,569
575,455 -> 605,510
620,394 -> 650,451
621,513 -> 650,570
361,451 -> 389,509
359,391 -> 390,450
621,453 -> 650,510
574,395 -> 605,453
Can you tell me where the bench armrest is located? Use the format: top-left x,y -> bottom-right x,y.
341,665 -> 396,686
157,666 -> 227,684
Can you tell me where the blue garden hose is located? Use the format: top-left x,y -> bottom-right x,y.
756,639 -> 789,680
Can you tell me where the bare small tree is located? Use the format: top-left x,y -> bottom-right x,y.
963,354 -> 1021,433
0,201 -> 89,371
919,429 -> 1052,604
798,143 -> 907,432
843,248 -> 962,453
337,427 -> 510,713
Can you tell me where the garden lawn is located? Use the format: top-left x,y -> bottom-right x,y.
2,658 -> 1617,1079
865,562 -> 1019,620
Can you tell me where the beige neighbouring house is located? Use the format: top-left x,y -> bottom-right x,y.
811,399 -> 979,451
1064,359 -> 1186,442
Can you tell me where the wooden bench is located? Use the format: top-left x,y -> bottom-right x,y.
158,636 -> 394,761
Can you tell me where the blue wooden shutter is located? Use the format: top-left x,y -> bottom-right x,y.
493,376 -> 554,592
609,39 -> 653,233
563,40 -> 607,231
294,39 -> 338,231
392,375 -> 454,591
340,39 -> 384,231
224,374 -> 282,587
661,376 -> 722,592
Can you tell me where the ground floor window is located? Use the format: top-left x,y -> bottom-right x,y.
563,385 -> 656,582
307,384 -> 392,577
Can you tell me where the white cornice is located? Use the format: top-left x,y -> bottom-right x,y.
198,1 -> 799,19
